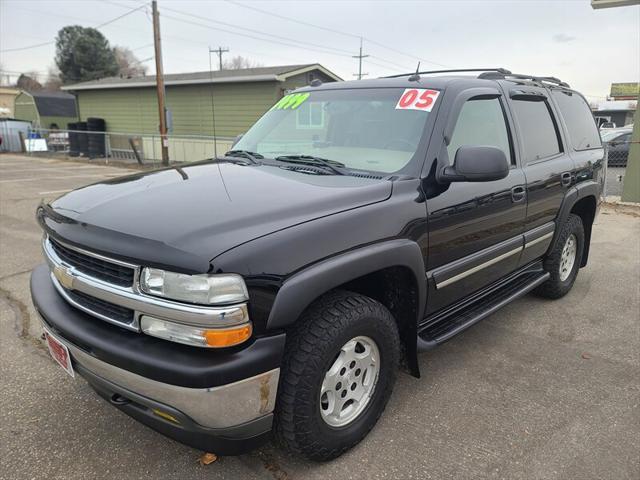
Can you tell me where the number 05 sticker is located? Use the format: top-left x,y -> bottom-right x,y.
395,89 -> 440,112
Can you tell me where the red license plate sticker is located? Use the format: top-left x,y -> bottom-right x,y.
45,330 -> 75,378
395,88 -> 440,112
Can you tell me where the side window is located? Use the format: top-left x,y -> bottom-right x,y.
447,98 -> 513,164
551,90 -> 601,150
618,133 -> 631,144
511,99 -> 561,163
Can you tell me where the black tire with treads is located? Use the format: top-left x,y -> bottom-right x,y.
273,290 -> 400,461
534,213 -> 585,299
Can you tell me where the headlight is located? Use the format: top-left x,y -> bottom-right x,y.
140,268 -> 248,305
140,316 -> 252,348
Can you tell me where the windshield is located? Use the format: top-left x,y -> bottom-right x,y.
234,88 -> 439,174
601,130 -> 628,142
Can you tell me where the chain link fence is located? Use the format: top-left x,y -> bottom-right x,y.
17,127 -> 236,168
606,143 -> 632,167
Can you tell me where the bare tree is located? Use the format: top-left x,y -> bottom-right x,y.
16,73 -> 43,91
43,66 -> 63,91
222,56 -> 262,70
114,46 -> 148,78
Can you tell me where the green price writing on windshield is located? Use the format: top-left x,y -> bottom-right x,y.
271,92 -> 310,110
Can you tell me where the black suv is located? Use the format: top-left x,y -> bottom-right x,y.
31,68 -> 604,461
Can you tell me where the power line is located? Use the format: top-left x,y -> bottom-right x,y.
1,41 -> 54,53
224,0 -> 361,40
131,43 -> 154,51
0,4 -> 147,53
110,0 -> 416,73
224,0 -> 449,68
365,38 -> 449,68
160,5 -> 355,57
160,12 -> 354,59
160,9 -> 413,73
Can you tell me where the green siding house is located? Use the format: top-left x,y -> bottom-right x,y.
62,64 -> 341,137
14,91 -> 78,129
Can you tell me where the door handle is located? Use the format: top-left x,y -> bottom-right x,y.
511,185 -> 526,203
561,172 -> 573,187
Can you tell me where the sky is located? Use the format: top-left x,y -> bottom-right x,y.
0,0 -> 638,103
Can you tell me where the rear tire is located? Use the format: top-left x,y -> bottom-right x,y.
274,290 -> 400,461
534,213 -> 584,299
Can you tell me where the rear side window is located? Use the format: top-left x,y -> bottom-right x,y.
617,133 -> 631,143
552,90 -> 601,150
447,98 -> 512,164
511,100 -> 561,163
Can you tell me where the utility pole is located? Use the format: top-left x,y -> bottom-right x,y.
152,0 -> 169,166
210,46 -> 229,70
352,37 -> 369,80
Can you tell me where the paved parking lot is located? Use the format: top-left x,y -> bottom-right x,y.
1,153 -> 639,480
605,166 -> 627,197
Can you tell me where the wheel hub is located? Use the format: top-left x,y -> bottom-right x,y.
559,233 -> 577,281
319,336 -> 380,427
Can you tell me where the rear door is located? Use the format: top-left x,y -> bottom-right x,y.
505,86 -> 575,265
425,91 -> 527,314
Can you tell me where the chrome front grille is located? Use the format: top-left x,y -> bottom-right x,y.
43,236 -> 142,331
49,237 -> 134,287
65,289 -> 135,325
42,236 -> 249,333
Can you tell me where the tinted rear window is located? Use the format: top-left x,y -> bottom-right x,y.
552,90 -> 601,150
511,100 -> 561,163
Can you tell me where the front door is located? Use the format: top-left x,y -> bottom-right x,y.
425,94 -> 527,314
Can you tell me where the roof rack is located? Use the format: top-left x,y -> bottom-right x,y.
383,68 -> 570,88
478,71 -> 570,88
383,68 -> 512,79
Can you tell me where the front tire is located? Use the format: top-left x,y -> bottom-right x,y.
274,290 -> 400,461
534,213 -> 585,299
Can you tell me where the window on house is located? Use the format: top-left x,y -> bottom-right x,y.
296,101 -> 324,128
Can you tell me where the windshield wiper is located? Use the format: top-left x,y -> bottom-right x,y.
275,155 -> 347,175
224,150 -> 263,164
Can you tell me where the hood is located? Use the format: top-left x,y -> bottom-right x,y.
45,161 -> 391,272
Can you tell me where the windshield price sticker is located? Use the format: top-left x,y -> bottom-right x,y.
272,92 -> 310,110
395,89 -> 440,112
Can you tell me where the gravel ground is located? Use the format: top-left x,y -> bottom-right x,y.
1,154 -> 639,480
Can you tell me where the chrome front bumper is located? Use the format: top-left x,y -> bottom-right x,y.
42,323 -> 280,430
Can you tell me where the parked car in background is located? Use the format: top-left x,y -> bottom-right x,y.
602,128 -> 632,167
599,121 -> 617,130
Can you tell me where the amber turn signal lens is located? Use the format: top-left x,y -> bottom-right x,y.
204,324 -> 252,348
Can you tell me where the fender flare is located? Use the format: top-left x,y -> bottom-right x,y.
551,180 -> 600,255
266,239 -> 427,331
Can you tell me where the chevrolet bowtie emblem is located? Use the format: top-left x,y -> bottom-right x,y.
53,265 -> 75,290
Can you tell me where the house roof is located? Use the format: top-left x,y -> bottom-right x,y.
27,91 -> 77,117
0,87 -> 20,96
592,100 -> 637,112
61,64 -> 342,91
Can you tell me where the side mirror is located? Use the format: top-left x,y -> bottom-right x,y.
440,146 -> 510,183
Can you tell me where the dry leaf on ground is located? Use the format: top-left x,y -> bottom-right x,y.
199,452 -> 218,465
